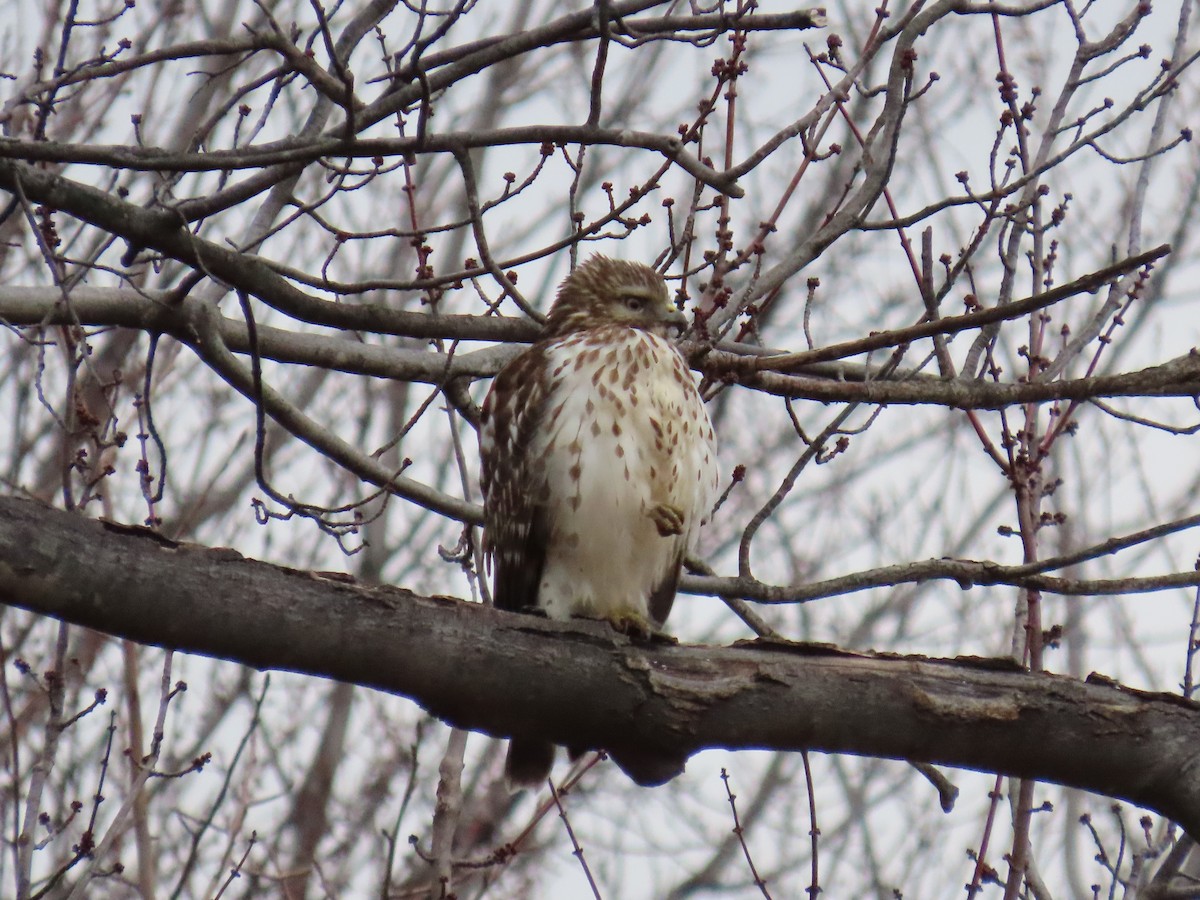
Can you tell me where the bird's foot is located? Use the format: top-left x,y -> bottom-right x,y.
648,502 -> 684,537
607,610 -> 676,644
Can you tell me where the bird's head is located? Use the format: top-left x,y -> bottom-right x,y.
543,255 -> 687,339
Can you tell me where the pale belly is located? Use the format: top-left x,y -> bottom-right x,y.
531,329 -> 718,625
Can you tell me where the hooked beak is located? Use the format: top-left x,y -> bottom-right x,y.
664,306 -> 689,339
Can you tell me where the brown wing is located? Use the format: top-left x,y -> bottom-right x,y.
647,546 -> 684,627
479,345 -> 553,613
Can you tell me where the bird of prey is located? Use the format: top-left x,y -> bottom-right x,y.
479,255 -> 719,788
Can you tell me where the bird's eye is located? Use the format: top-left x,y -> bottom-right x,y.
623,295 -> 645,312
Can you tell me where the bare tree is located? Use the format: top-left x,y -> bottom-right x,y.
1,1 -> 1199,897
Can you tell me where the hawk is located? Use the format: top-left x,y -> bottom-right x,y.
479,255 -> 720,788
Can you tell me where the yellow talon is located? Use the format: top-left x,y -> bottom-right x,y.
649,503 -> 684,537
607,611 -> 676,643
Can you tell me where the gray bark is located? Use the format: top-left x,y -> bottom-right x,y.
1,494 -> 1198,838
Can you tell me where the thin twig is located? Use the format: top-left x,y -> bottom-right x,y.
721,769 -> 772,899
549,780 -> 602,900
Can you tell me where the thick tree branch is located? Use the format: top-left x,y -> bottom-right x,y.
1,494 -> 1198,838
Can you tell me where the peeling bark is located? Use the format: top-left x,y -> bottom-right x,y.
1,494 -> 1198,838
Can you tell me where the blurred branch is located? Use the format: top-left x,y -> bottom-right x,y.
683,556 -> 1200,605
736,0 -> 937,317
183,297 -> 480,524
164,0 -> 823,220
0,158 -> 526,338
0,37 -> 269,108
0,126 -> 743,197
726,350 -> 1200,407
686,508 -> 1200,604
2,494 -> 1199,842
4,275 -> 1196,413
743,244 -> 1170,374
0,285 -> 530,379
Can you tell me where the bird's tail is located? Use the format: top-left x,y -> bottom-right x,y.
505,738 -> 556,791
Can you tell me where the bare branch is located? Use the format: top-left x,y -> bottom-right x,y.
2,495 -> 1200,842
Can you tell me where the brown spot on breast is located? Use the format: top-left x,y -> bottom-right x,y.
591,420 -> 601,436
616,445 -> 624,458
569,463 -> 582,480
612,423 -> 622,436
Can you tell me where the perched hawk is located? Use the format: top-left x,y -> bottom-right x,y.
479,255 -> 720,788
